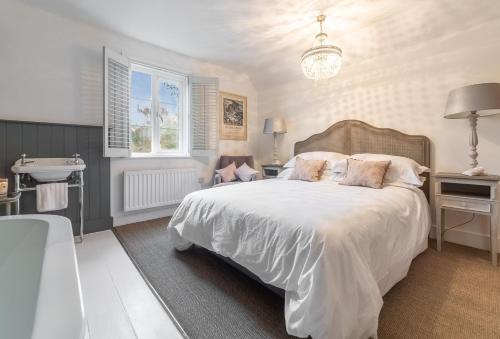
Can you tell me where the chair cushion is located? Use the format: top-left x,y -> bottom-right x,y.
215,162 -> 237,182
219,156 -> 254,170
213,181 -> 242,188
235,163 -> 258,182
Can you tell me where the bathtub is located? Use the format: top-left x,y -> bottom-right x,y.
0,215 -> 85,339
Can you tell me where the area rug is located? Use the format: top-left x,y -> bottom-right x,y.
114,218 -> 294,339
114,217 -> 500,339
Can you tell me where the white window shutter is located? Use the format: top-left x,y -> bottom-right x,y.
189,76 -> 219,156
103,46 -> 131,157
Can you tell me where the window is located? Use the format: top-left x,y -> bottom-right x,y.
103,46 -> 218,158
129,64 -> 188,157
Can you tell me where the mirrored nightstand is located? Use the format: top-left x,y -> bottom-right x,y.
434,172 -> 500,266
261,164 -> 284,179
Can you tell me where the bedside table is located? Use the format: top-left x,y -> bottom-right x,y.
434,172 -> 500,266
261,164 -> 284,179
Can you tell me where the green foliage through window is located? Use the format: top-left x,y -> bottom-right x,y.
129,66 -> 186,155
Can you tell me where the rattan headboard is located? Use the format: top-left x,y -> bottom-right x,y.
294,120 -> 431,198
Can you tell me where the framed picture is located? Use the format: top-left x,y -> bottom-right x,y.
219,92 -> 247,140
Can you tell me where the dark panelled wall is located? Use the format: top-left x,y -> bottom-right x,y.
0,119 -> 113,234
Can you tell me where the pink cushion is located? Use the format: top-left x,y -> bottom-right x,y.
235,163 -> 258,182
215,162 -> 237,182
339,159 -> 391,189
288,157 -> 326,182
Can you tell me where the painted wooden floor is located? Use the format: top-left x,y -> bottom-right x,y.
75,230 -> 184,339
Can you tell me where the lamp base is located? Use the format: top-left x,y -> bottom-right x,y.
272,159 -> 282,165
462,166 -> 485,176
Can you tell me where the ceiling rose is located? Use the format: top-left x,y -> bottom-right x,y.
300,14 -> 342,80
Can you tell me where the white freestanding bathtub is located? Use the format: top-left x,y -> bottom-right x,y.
0,215 -> 85,339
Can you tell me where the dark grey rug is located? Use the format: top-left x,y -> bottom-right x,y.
113,217 -> 295,339
114,217 -> 500,339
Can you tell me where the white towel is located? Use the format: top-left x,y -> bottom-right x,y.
36,183 -> 68,212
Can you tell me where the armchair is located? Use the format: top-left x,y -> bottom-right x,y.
213,155 -> 257,186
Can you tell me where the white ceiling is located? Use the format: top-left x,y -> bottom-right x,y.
18,0 -> 500,88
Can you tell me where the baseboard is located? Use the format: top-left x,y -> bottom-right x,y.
85,217 -> 114,233
429,224 -> 499,253
71,217 -> 113,234
113,205 -> 178,226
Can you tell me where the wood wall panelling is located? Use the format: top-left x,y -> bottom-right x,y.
0,120 -> 112,234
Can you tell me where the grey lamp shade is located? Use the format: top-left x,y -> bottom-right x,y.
445,83 -> 500,119
263,118 -> 287,134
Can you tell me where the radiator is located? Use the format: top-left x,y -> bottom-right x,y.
124,168 -> 199,212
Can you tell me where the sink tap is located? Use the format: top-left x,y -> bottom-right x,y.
20,153 -> 34,166
72,153 -> 81,165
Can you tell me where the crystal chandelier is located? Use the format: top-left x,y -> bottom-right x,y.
301,14 -> 342,80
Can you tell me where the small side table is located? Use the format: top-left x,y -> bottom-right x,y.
262,164 -> 284,179
0,192 -> 21,216
434,172 -> 499,266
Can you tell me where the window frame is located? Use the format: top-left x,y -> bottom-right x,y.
129,63 -> 190,158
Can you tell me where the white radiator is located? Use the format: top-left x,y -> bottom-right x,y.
124,168 -> 199,212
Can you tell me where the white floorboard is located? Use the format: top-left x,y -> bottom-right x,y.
75,230 -> 184,339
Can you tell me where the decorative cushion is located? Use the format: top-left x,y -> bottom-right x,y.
288,157 -> 326,182
340,159 -> 391,189
219,156 -> 254,170
215,162 -> 237,182
284,151 -> 349,170
235,163 -> 258,182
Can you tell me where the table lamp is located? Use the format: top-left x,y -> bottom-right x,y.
444,83 -> 500,176
263,118 -> 287,165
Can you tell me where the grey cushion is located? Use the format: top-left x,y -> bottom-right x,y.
213,172 -> 257,186
213,181 -> 243,188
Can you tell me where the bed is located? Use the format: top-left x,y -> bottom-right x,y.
169,120 -> 431,339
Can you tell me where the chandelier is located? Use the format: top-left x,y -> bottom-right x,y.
301,14 -> 342,80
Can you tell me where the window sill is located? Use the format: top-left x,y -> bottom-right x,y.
130,153 -> 192,159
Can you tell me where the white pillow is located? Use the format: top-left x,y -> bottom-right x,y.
331,159 -> 348,173
215,162 -> 237,182
321,170 -> 346,182
284,151 -> 349,170
277,168 -> 294,179
351,153 -> 429,187
235,163 -> 258,182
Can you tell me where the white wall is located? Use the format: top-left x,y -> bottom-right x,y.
0,0 -> 259,225
256,12 -> 500,250
3,0 -> 500,247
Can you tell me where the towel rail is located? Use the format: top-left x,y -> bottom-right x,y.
14,170 -> 85,242
14,184 -> 83,192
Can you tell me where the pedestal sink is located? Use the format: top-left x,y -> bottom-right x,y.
11,158 -> 86,182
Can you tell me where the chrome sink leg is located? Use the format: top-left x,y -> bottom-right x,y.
77,170 -> 84,243
14,174 -> 21,215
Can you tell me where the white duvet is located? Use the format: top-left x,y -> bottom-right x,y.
169,179 -> 430,339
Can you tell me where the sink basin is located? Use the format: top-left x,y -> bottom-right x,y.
11,158 -> 86,182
